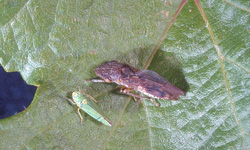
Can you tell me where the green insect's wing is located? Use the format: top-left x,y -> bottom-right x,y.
78,97 -> 112,127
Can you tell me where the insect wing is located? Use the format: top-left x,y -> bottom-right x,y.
134,70 -> 171,85
120,70 -> 185,100
80,98 -> 112,127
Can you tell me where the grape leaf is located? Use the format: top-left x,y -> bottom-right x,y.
0,0 -> 249,149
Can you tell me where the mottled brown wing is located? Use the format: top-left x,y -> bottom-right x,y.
134,70 -> 171,85
120,70 -> 185,100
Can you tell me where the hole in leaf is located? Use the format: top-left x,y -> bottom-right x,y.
0,65 -> 37,119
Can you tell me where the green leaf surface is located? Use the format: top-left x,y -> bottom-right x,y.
0,0 -> 249,149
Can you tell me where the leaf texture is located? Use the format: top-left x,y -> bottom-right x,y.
0,0 -> 249,149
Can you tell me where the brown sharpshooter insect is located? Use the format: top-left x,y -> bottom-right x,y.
90,60 -> 185,106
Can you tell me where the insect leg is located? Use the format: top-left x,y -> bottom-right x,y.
66,98 -> 76,105
148,98 -> 160,107
86,94 -> 99,103
120,87 -> 147,99
132,96 -> 138,102
77,107 -> 83,124
121,91 -> 146,99
132,96 -> 142,107
121,87 -> 160,106
124,88 -> 141,107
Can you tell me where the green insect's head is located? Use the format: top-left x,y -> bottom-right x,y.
72,91 -> 81,100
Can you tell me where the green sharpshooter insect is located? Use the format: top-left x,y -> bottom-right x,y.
66,89 -> 112,127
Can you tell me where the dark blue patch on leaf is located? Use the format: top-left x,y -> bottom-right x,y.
0,65 -> 37,119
